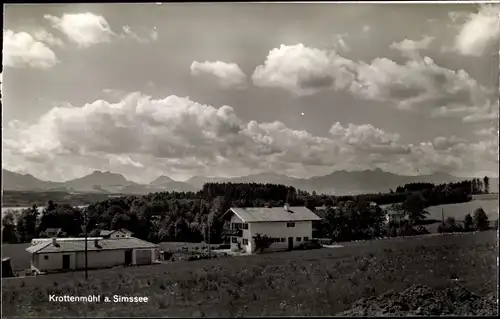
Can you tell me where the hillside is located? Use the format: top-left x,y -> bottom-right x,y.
2,168 -> 498,196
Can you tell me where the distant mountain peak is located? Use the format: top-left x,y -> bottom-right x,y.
150,175 -> 175,186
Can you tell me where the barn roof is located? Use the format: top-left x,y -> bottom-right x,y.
224,206 -> 321,223
26,237 -> 158,254
99,228 -> 133,236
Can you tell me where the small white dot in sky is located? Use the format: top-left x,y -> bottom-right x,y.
301,112 -> 305,115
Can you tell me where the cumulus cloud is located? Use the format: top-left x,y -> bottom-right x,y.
252,44 -> 356,96
44,12 -> 116,48
2,93 -> 498,182
3,30 -> 58,69
33,29 -> 65,47
431,100 -> 498,123
390,36 -> 434,59
432,135 -> 467,151
190,61 -> 247,89
334,34 -> 350,52
252,43 -> 495,122
121,25 -> 158,43
449,4 -> 500,56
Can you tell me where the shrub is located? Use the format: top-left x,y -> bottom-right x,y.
473,208 -> 489,231
253,233 -> 273,253
463,214 -> 473,232
437,223 -> 446,234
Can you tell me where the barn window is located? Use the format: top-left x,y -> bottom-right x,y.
231,237 -> 237,243
296,237 -> 302,242
243,239 -> 248,245
304,237 -> 309,241
280,238 -> 285,242
242,223 -> 248,230
287,222 -> 295,227
44,255 -> 49,260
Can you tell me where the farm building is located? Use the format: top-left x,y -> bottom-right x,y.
25,237 -> 159,274
221,204 -> 321,254
379,203 -> 408,224
99,228 -> 133,239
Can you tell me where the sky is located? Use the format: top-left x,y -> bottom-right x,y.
2,3 -> 499,184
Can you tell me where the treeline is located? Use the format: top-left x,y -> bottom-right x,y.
437,208 -> 493,234
1,191 -> 112,208
1,178 -> 490,244
395,177 -> 490,195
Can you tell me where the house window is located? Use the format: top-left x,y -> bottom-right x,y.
44,255 -> 49,260
304,237 -> 309,241
243,239 -> 248,245
280,238 -> 285,242
296,237 -> 302,242
231,237 -> 237,243
242,223 -> 248,230
232,223 -> 243,230
287,222 -> 295,228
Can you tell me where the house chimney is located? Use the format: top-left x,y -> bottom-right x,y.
94,239 -> 99,248
52,237 -> 57,246
284,203 -> 290,211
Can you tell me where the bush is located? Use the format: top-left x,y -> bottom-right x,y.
253,233 -> 273,253
437,223 -> 446,234
463,214 -> 473,232
473,208 -> 489,231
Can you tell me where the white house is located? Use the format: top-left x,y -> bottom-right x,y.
26,237 -> 159,274
221,204 -> 322,254
99,229 -> 133,239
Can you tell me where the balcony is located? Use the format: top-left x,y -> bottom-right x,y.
222,229 -> 242,237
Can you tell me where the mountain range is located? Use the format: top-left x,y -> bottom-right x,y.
2,168 -> 497,196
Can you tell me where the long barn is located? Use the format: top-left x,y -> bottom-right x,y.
26,237 -> 158,274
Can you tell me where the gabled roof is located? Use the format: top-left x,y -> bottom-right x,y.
43,228 -> 63,233
224,206 -> 321,223
99,228 -> 133,236
26,237 -> 158,254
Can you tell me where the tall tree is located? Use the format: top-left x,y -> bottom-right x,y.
403,193 -> 429,224
2,211 -> 18,243
483,176 -> 490,194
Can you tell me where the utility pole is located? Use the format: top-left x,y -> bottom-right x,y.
441,208 -> 444,225
84,209 -> 88,281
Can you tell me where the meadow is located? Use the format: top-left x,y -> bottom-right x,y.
425,197 -> 498,221
2,230 -> 497,317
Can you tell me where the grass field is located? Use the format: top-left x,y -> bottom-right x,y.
2,230 -> 497,317
425,197 -> 498,221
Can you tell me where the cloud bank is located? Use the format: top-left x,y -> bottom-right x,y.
3,93 -> 497,182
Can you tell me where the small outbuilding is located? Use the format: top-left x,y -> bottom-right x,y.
99,228 -> 133,239
26,237 -> 158,274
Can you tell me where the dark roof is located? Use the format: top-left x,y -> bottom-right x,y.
26,237 -> 158,254
224,206 -> 321,223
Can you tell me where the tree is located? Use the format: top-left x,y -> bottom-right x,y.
252,233 -> 273,253
473,208 -> 489,231
483,176 -> 490,194
2,211 -> 18,243
463,213 -> 473,231
16,205 -> 39,242
403,194 -> 429,225
111,213 -> 130,230
445,216 -> 456,228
